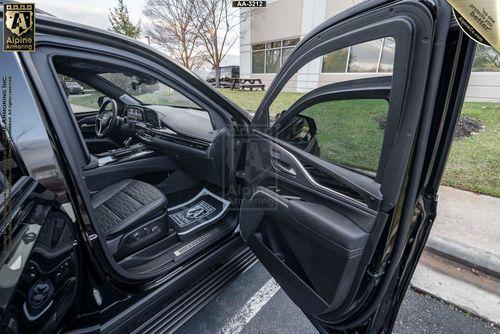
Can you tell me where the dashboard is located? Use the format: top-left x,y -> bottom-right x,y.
122,104 -> 228,187
126,107 -> 160,128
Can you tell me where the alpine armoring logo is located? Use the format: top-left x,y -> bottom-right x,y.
3,3 -> 35,52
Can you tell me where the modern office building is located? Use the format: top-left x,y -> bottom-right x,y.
239,0 -> 500,101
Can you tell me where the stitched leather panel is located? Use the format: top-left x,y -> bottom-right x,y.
93,179 -> 166,235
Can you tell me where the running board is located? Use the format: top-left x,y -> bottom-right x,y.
132,248 -> 257,334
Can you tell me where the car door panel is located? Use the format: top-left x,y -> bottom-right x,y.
240,133 -> 380,315
240,0 -> 465,330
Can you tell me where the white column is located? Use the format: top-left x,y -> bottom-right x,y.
239,8 -> 252,77
296,0 -> 326,93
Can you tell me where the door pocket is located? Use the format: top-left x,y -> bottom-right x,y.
244,188 -> 371,315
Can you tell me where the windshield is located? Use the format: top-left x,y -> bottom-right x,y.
99,72 -> 201,109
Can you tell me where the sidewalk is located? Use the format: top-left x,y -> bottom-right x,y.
412,186 -> 500,325
426,186 -> 500,277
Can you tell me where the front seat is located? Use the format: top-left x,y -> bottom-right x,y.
91,179 -> 170,259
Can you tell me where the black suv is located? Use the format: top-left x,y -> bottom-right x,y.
0,1 -> 476,333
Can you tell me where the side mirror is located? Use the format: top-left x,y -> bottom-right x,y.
277,115 -> 320,156
131,81 -> 139,92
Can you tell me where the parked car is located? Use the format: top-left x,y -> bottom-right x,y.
0,0 -> 476,333
207,65 -> 240,87
64,80 -> 85,95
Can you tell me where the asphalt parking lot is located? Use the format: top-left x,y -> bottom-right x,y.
177,262 -> 499,334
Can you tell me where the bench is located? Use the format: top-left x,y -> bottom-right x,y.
239,83 -> 265,91
230,78 -> 265,91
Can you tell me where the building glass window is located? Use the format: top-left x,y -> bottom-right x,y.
322,48 -> 349,73
379,38 -> 395,73
348,40 -> 382,73
252,38 -> 300,74
321,37 -> 396,74
266,49 -> 281,73
252,54 -> 265,74
282,47 -> 294,64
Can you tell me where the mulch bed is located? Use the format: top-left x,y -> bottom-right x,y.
454,116 -> 484,139
374,116 -> 483,139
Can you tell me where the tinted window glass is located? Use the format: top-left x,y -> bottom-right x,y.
100,73 -> 200,109
57,75 -> 102,113
282,47 -> 294,64
252,38 -> 300,74
300,99 -> 389,172
322,48 -> 349,73
265,49 -> 281,73
252,44 -> 265,51
252,51 -> 265,73
283,38 -> 300,47
267,37 -> 396,177
347,40 -> 382,73
379,38 -> 395,73
321,38 -> 394,74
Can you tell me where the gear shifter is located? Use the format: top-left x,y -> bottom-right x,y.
123,137 -> 133,147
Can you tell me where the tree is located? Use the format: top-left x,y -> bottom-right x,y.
192,0 -> 240,87
143,0 -> 203,71
108,0 -> 142,38
473,44 -> 500,71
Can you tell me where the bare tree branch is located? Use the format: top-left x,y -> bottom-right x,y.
143,0 -> 204,70
191,0 -> 240,87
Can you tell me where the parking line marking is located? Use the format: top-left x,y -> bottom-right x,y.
219,278 -> 281,334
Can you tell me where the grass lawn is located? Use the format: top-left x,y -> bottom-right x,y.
441,103 -> 499,197
218,89 -> 500,197
68,91 -> 101,110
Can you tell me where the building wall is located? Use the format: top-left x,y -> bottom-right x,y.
239,0 -> 500,101
240,0 -> 304,90
250,0 -> 303,44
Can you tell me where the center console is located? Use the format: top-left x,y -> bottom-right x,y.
93,143 -> 155,167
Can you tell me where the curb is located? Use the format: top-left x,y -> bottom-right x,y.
425,236 -> 500,279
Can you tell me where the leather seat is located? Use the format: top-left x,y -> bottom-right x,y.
91,179 -> 169,258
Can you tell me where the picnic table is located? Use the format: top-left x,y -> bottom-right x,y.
230,78 -> 265,91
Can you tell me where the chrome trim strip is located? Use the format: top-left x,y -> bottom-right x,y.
249,189 -> 288,207
271,142 -> 369,209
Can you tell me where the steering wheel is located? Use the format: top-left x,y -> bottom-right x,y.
95,98 -> 118,138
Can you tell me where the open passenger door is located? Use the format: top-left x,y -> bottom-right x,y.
239,0 -> 476,332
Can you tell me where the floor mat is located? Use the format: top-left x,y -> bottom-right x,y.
168,188 -> 230,237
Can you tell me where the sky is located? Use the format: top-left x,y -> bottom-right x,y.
23,0 -> 240,56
